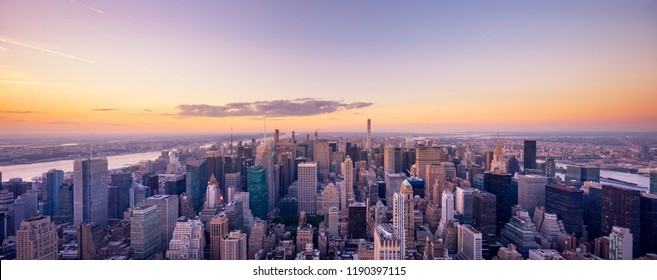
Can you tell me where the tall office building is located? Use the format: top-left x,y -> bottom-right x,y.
348,202 -> 367,239
545,157 -> 556,179
247,166 -> 268,219
601,185 -> 640,257
484,172 -> 513,233
144,194 -> 179,254
651,169 -> 657,194
342,157 -> 354,210
205,174 -> 220,209
328,207 -> 339,237
298,162 -> 318,214
517,175 -> 547,217
186,158 -> 209,213
373,223 -> 403,260
385,172 -> 405,208
473,190 -> 497,259
221,230 -> 247,260
392,193 -> 406,254
609,226 -> 633,260
366,119 -> 371,150
426,163 -> 446,205
415,146 -> 441,182
523,140 -> 537,171
16,215 -> 58,260
640,193 -> 657,256
313,139 -> 330,181
109,172 -> 132,220
318,183 -> 339,215
455,186 -> 474,224
130,205 -> 161,260
209,213 -> 228,260
142,172 -> 159,196
499,208 -> 540,258
77,222 -> 104,260
437,190 -> 455,236
587,184 -> 603,240
249,219 -> 266,259
166,218 -> 205,260
384,146 -> 402,173
44,169 -> 64,216
74,157 -> 109,227
400,179 -> 415,250
457,223 -> 483,260
545,183 -> 583,237
507,156 -> 520,176
489,137 -> 506,173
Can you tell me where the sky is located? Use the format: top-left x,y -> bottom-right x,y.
1,0 -> 657,135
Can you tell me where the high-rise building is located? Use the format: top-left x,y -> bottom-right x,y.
44,169 -> 64,217
130,205 -> 161,260
108,172 -> 132,220
77,222 -> 105,260
545,183 -> 583,237
328,207 -> 339,237
587,183 -> 603,240
437,190 -> 455,236
342,157 -> 354,211
373,223 -> 403,260
205,174 -> 220,209
473,190 -> 497,259
639,193 -> 657,256
348,202 -> 367,239
457,223 -> 483,260
144,194 -> 179,254
317,183 -> 339,215
455,186 -> 474,224
425,163 -> 445,205
415,146 -> 441,182
74,157 -> 109,226
392,192 -> 406,254
186,158 -> 209,213
517,175 -> 547,217
499,208 -> 540,258
313,139 -> 330,181
507,156 -> 520,176
523,140 -> 537,171
13,191 -> 39,232
545,157 -> 556,179
209,213 -> 228,260
16,215 -> 58,260
483,172 -> 514,233
166,217 -> 205,260
142,172 -> 159,196
400,179 -> 415,250
221,230 -> 247,260
489,137 -> 506,173
55,183 -> 73,224
609,226 -> 633,260
384,146 -> 402,173
298,162 -> 318,214
601,185 -> 640,257
640,145 -> 652,161
247,166 -> 268,219
385,172 -> 405,208
225,199 -> 244,231
249,219 -> 266,259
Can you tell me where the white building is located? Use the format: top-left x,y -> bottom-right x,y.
609,226 -> 633,260
517,175 -> 548,217
298,162 -> 318,214
457,223 -> 482,260
166,218 -> 205,260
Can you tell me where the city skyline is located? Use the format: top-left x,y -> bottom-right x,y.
2,0 -> 657,134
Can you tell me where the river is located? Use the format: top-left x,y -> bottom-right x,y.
0,151 -> 163,181
556,162 -> 650,191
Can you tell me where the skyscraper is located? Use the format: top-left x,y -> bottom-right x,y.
473,190 -> 496,259
109,172 -> 132,220
640,193 -> 657,256
609,226 -> 633,260
313,139 -> 330,181
247,166 -> 268,219
209,213 -> 228,260
341,156 -> 354,212
601,185 -> 641,257
545,183 -> 583,237
392,192 -> 405,254
523,140 -> 537,171
44,169 -> 64,217
437,190 -> 455,236
298,162 -> 318,214
455,186 -> 474,224
144,194 -> 179,254
587,184 -> 603,240
457,223 -> 483,260
130,205 -> 161,260
415,146 -> 441,182
499,208 -> 540,258
517,175 -> 547,217
16,215 -> 58,260
166,217 -> 205,260
384,146 -> 402,173
489,136 -> 506,173
484,172 -> 513,233
186,158 -> 209,213
348,202 -> 367,239
221,230 -> 247,260
400,179 -> 415,250
74,157 -> 109,227
328,207 -> 339,237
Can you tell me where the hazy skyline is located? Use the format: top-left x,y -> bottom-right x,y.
1,0 -> 657,134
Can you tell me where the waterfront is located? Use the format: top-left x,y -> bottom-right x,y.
0,151 -> 163,181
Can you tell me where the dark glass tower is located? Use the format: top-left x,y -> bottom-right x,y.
601,185 -> 641,258
587,184 -> 603,241
545,183 -> 584,237
640,193 -> 657,256
523,140 -> 536,171
484,172 -> 514,233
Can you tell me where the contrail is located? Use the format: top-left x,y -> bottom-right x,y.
0,37 -> 103,67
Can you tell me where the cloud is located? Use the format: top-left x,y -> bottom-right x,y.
94,122 -> 125,126
92,108 -> 117,111
47,121 -> 78,125
0,110 -> 34,114
143,109 -> 152,112
0,37 -> 102,67
176,98 -> 373,118
69,0 -> 105,14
